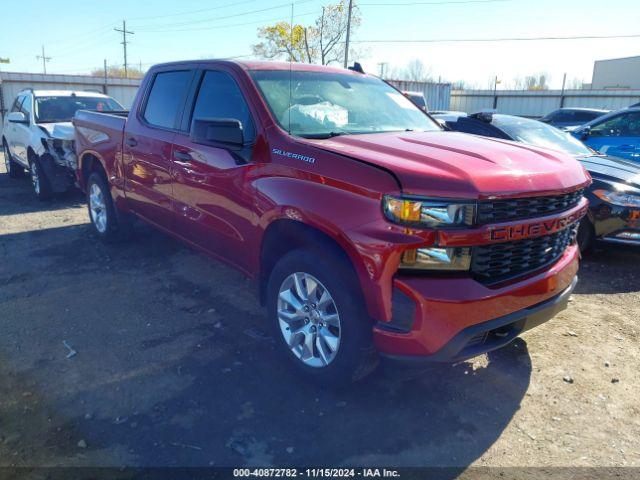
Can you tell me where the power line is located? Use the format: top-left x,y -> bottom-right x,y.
352,33 -> 640,43
36,46 -> 51,74
131,0 -> 315,31
128,0 -> 262,22
360,0 -> 509,5
114,20 -> 135,78
133,10 -> 318,34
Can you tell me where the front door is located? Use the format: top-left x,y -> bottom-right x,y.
9,95 -> 31,166
121,68 -> 195,229
170,69 -> 258,272
587,111 -> 640,162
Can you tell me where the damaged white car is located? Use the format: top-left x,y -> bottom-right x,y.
2,89 -> 123,200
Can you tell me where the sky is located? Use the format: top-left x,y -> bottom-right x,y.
0,0 -> 639,88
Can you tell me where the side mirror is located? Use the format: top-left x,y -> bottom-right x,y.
7,112 -> 28,124
579,126 -> 591,141
191,118 -> 244,149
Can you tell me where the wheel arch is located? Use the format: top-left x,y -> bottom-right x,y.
78,151 -> 107,191
259,218 -> 366,301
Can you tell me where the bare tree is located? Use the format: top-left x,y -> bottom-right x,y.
252,0 -> 361,65
403,59 -> 431,82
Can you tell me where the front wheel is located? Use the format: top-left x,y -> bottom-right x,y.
86,171 -> 133,242
266,248 -> 378,385
29,157 -> 52,200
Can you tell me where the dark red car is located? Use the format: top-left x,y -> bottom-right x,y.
73,60 -> 590,384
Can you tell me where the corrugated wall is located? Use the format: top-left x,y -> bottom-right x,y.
387,79 -> 451,111
0,72 -> 141,137
450,89 -> 640,117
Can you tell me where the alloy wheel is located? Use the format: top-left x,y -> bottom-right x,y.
31,162 -> 40,194
89,182 -> 108,233
277,272 -> 342,368
3,144 -> 10,173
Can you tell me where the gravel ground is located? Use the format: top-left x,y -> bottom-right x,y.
0,155 -> 639,472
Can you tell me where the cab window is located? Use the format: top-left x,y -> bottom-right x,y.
191,70 -> 255,142
143,70 -> 193,129
590,113 -> 640,137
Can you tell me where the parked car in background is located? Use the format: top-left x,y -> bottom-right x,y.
572,107 -> 640,163
401,91 -> 427,111
436,112 -> 640,249
540,107 -> 609,131
73,60 -> 589,384
2,89 -> 123,199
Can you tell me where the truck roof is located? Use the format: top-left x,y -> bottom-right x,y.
150,59 -> 367,76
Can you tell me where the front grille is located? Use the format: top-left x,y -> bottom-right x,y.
477,189 -> 584,224
471,225 -> 578,284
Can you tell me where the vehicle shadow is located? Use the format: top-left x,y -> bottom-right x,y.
575,243 -> 640,295
0,170 -> 85,216
0,221 -> 530,473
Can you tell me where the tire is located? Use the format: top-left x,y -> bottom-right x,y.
86,171 -> 133,242
577,217 -> 595,253
29,156 -> 52,201
266,248 -> 378,385
3,141 -> 24,179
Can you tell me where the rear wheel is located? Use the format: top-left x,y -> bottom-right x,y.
86,171 -> 133,242
3,141 -> 24,178
29,157 -> 52,200
266,248 -> 378,385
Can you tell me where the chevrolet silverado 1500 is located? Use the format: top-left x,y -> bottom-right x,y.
73,60 -> 590,384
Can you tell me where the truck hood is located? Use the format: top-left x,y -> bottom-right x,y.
38,122 -> 74,140
579,155 -> 640,189
305,131 -> 590,199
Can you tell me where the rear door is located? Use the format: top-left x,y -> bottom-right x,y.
586,111 -> 640,162
170,68 -> 259,272
121,67 -> 196,229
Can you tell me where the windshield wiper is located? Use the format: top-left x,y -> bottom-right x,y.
299,131 -> 351,139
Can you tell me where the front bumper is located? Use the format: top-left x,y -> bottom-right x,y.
373,244 -> 580,362
595,205 -> 640,246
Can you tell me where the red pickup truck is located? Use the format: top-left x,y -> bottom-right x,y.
73,60 -> 590,384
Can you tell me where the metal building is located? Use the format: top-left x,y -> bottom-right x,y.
0,71 -> 141,137
592,55 -> 640,89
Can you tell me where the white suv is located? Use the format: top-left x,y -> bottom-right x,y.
2,89 -> 123,200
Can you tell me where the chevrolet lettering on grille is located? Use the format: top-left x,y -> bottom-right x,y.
489,204 -> 588,242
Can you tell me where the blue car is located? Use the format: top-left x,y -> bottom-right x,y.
572,107 -> 640,162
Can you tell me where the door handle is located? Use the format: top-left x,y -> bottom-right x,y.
125,137 -> 138,147
174,151 -> 192,163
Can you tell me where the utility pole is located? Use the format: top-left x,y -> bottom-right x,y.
36,46 -> 51,75
103,59 -> 108,95
493,75 -> 500,110
377,62 -> 388,78
560,72 -> 567,108
343,0 -> 353,68
114,20 -> 134,78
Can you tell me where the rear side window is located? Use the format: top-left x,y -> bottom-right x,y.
573,111 -> 599,122
11,95 -> 24,113
191,71 -> 255,141
143,70 -> 192,129
20,95 -> 33,119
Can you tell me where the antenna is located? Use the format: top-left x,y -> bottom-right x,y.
288,3 -> 294,135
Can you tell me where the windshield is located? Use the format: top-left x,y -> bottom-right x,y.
35,95 -> 123,123
491,114 -> 593,156
249,70 -> 440,138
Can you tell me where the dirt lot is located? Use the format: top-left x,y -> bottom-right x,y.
0,155 -> 639,472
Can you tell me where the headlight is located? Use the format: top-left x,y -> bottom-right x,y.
382,195 -> 476,227
594,188 -> 640,208
401,247 -> 471,271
